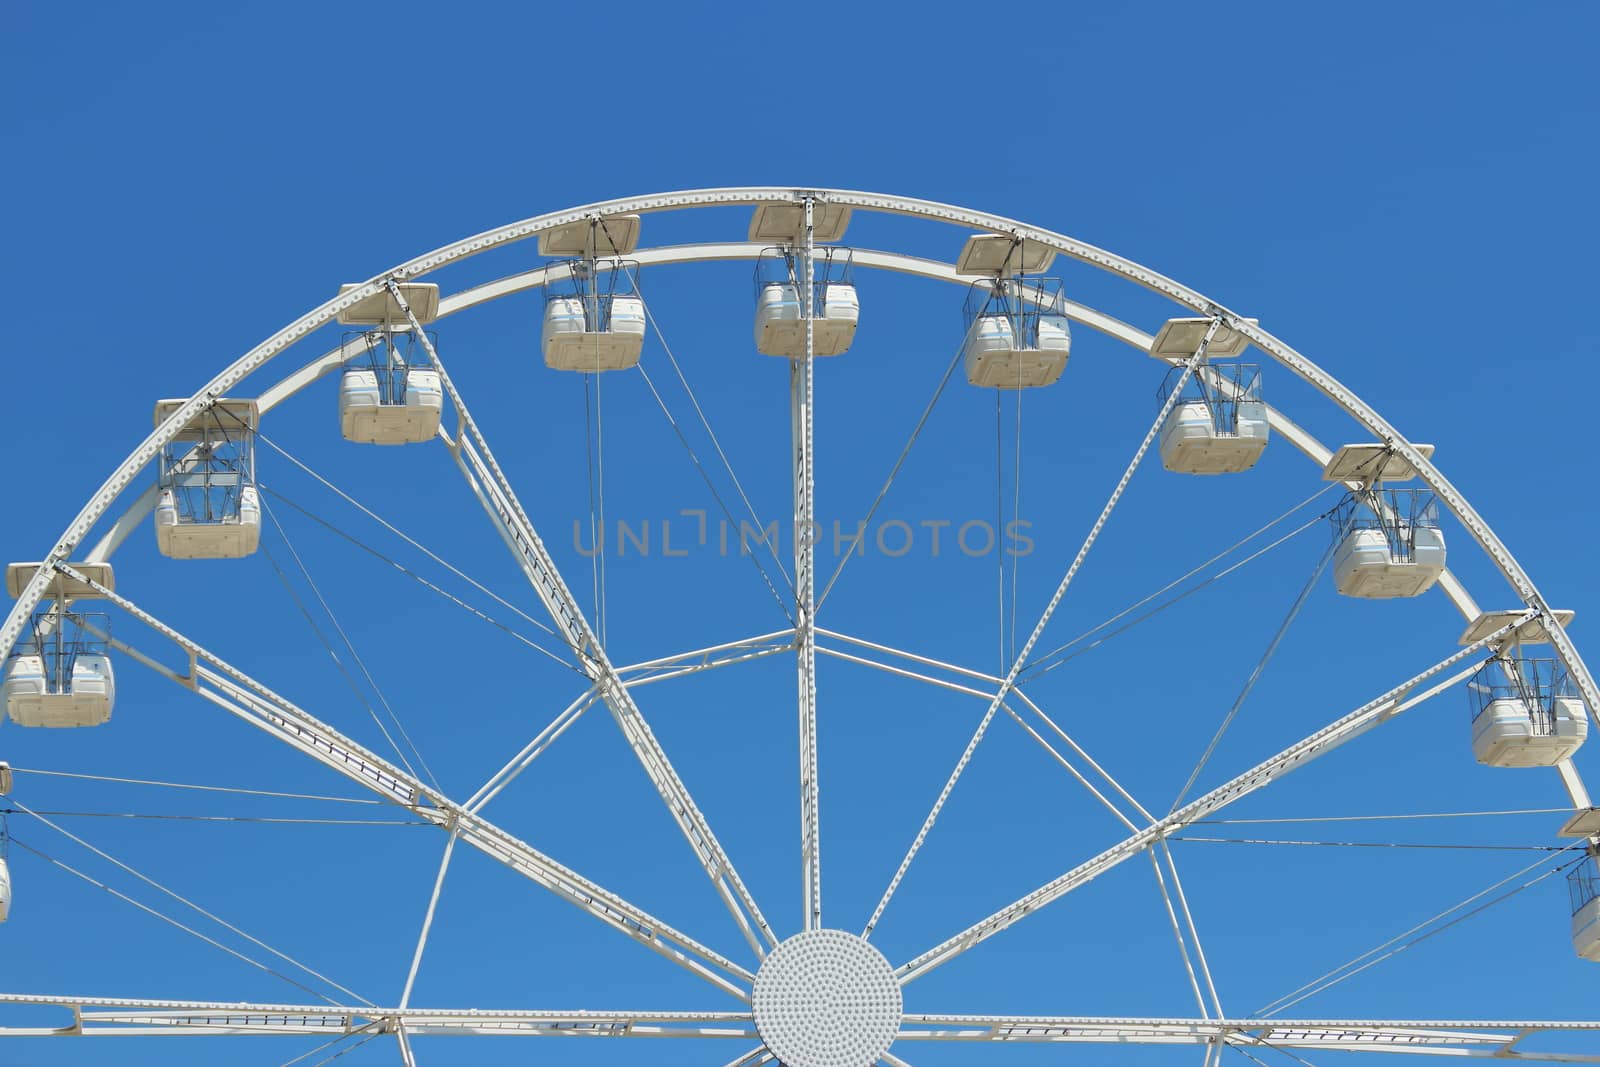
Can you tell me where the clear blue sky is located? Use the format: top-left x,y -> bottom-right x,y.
2,3 -> 1599,1064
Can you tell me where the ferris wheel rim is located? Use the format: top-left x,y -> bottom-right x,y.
2,186 -> 1585,713
2,188 -> 1596,1062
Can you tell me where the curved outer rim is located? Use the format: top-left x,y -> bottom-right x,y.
238,242 -> 1480,623
4,187 -> 1591,797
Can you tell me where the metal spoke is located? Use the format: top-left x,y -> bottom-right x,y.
895,1014 -> 1600,1060
615,630 -> 796,689
862,325 -> 1223,939
56,565 -> 755,1000
465,688 -> 602,814
402,282 -> 777,958
893,621 -> 1522,984
0,994 -> 755,1040
795,197 -> 822,931
398,831 -> 458,1010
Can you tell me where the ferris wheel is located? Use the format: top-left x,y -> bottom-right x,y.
1,187 -> 1598,1066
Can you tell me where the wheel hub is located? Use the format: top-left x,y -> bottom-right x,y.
751,929 -> 902,1067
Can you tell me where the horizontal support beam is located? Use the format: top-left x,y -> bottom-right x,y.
0,994 -> 754,1039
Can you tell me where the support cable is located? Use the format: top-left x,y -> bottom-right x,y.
863,328 -> 1220,938
626,272 -> 795,595
583,373 -> 605,645
11,767 -> 385,805
261,495 -> 438,791
1175,836 -> 1569,851
594,367 -> 609,646
0,808 -> 426,826
1256,845 -> 1586,1017
1011,388 -> 1024,668
1022,484 -> 1338,680
995,391 -> 1005,674
254,431 -> 567,644
14,799 -> 373,1004
1199,808 -> 1572,824
816,317 -> 981,612
259,527 -> 424,788
1171,538 -> 1337,812
275,1022 -> 384,1067
634,359 -> 795,622
8,833 -> 361,1007
261,486 -> 580,674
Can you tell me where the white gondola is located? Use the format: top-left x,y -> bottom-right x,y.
1158,364 -> 1270,474
1470,657 -> 1587,767
753,247 -> 859,357
338,331 -> 443,445
1570,860 -> 1600,960
1330,489 -> 1446,598
4,651 -> 114,728
3,565 -> 117,729
542,260 -> 646,372
962,279 -> 1071,389
0,854 -> 9,923
543,295 -> 646,371
155,485 -> 261,559
152,399 -> 261,559
340,368 -> 443,443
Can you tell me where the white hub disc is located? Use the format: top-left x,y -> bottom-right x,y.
752,929 -> 902,1067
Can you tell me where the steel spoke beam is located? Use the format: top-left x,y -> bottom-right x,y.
409,285 -> 778,957
862,327 -> 1221,940
54,566 -> 754,1000
895,623 -> 1521,984
895,1014 -> 1600,1059
614,630 -> 796,689
794,197 -> 822,932
0,994 -> 754,1040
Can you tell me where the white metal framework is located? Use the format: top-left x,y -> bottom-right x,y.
1,188 -> 1595,1065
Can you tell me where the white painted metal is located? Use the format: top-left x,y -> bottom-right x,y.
1575,896 -> 1600,961
955,234 -> 1054,276
1332,525 -> 1447,598
4,189 -> 1595,1055
154,486 -> 260,559
1323,442 -> 1437,483
151,398 -> 261,560
3,652 -> 114,728
751,930 -> 901,1067
754,282 -> 858,357
1473,695 -> 1587,766
0,993 -> 1593,1061
336,282 -> 438,326
897,1014 -> 1600,1059
795,196 -> 822,933
751,202 -> 850,243
541,294 -> 646,371
614,630 -> 796,688
864,322 -> 1221,941
5,562 -> 113,599
51,564 -> 755,1000
7,189 -> 1584,722
339,367 -> 442,444
1461,609 -> 1575,646
1149,316 -> 1256,359
963,309 -> 1070,388
897,626 -> 1517,984
538,214 -> 641,257
398,285 -> 778,958
1158,399 -> 1269,474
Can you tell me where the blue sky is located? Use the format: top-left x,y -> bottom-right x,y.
3,3 -> 1599,1064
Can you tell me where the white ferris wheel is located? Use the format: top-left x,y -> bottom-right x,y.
1,188 -> 1598,1066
